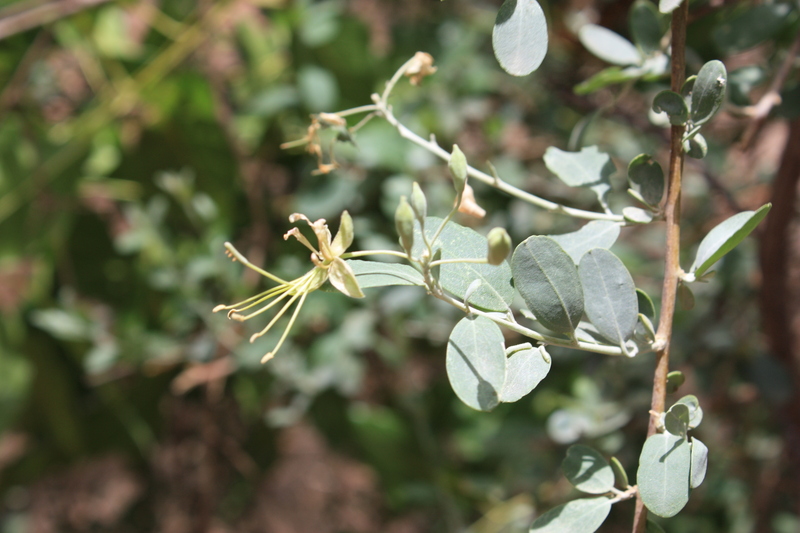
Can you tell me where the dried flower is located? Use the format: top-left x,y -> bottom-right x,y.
404,52 -> 437,86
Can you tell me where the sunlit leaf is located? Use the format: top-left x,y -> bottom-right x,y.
512,236 -> 584,335
690,204 -> 771,276
637,432 -> 691,517
492,0 -> 549,76
690,437 -> 709,488
673,395 -> 703,429
664,403 -> 689,438
562,445 -> 615,494
578,24 -> 642,66
548,220 -> 620,264
529,497 -> 611,533
446,316 -> 507,411
500,343 -> 551,403
543,146 -> 615,189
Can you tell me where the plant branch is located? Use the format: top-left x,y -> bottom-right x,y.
632,2 -> 689,532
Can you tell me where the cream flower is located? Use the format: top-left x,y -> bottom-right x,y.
215,211 -> 363,363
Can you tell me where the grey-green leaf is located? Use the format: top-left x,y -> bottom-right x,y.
346,260 -> 424,288
690,203 -> 772,276
578,24 -> 642,66
652,90 -> 689,125
446,316 -> 507,411
562,445 -> 615,494
637,432 -> 691,518
414,217 -> 515,312
543,146 -> 615,188
578,249 -> 639,346
690,60 -> 727,125
690,437 -> 708,489
548,220 -> 620,264
530,497 -> 611,533
512,236 -> 584,335
500,343 -> 551,403
492,0 -> 549,76
628,154 -> 664,206
673,395 -> 703,429
664,403 -> 689,438
629,0 -> 664,55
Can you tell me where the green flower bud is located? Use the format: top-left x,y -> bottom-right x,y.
448,144 -> 468,195
486,227 -> 511,265
395,196 -> 415,255
410,182 -> 427,222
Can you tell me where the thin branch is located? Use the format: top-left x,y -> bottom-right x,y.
632,2 -> 689,532
0,0 -> 112,41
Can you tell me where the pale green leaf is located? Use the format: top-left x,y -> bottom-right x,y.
492,0 -> 549,76
446,316 -> 507,411
690,203 -> 771,276
529,497 -> 611,533
543,146 -> 615,188
328,257 -> 365,298
578,24 -> 641,66
658,0 -> 683,14
690,437 -> 708,489
511,236 -> 584,335
413,217 -> 515,312
500,343 -> 551,403
628,154 -> 664,206
637,433 -> 691,518
346,260 -> 424,288
562,445 -> 615,494
578,249 -> 638,346
690,60 -> 727,125
548,220 -> 620,264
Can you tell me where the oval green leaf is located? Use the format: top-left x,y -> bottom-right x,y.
346,260 -> 425,288
500,343 -> 551,403
673,395 -> 703,429
543,146 -> 615,188
414,217 -> 515,311
690,437 -> 708,488
629,0 -> 664,55
578,249 -> 639,346
684,133 -> 708,159
562,445 -> 615,494
548,220 -> 621,264
690,60 -> 727,125
628,154 -> 664,206
610,456 -> 629,488
530,497 -> 611,533
664,403 -> 689,438
652,90 -> 688,125
492,0 -> 549,76
637,432 -> 691,518
636,288 -> 656,321
512,236 -> 584,335
446,316 -> 507,411
690,203 -> 772,276
578,24 -> 642,66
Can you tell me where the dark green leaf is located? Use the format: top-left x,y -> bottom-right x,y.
684,133 -> 708,159
346,260 -> 424,288
673,395 -> 703,428
414,217 -> 515,311
690,437 -> 708,488
548,220 -> 621,264
664,403 -> 689,437
628,154 -> 664,206
629,0 -> 664,55
652,90 -> 688,125
713,4 -> 794,55
562,445 -> 615,494
666,371 -> 685,394
578,24 -> 642,66
446,316 -> 507,411
529,497 -> 612,533
578,249 -> 639,346
690,60 -> 727,125
492,0 -> 549,76
637,433 -> 691,517
500,343 -> 551,403
636,289 -> 656,321
690,204 -> 772,276
610,456 -> 629,488
512,236 -> 584,335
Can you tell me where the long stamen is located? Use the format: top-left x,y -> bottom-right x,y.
225,284 -> 293,317
213,284 -> 287,313
261,290 -> 308,363
224,242 -> 289,284
249,290 -> 304,343
231,287 -> 294,322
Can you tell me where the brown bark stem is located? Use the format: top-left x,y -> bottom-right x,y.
632,2 -> 689,531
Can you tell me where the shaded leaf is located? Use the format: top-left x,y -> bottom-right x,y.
512,236 -> 584,335
690,204 -> 771,276
500,343 -> 551,403
346,260 -> 424,288
413,217 -> 515,311
578,24 -> 641,66
492,0 -> 549,76
646,519 -> 667,533
677,282 -> 695,310
578,249 -> 639,346
530,497 -> 611,533
664,403 -> 689,438
637,433 -> 691,517
636,289 -> 656,321
713,4 -> 794,55
562,445 -> 615,494
446,316 -> 507,411
673,395 -> 703,429
610,456 -> 629,488
629,0 -> 664,55
690,60 -> 727,125
684,133 -> 708,159
690,437 -> 709,488
548,220 -> 620,264
666,371 -> 685,394
652,90 -> 688,125
628,154 -> 664,206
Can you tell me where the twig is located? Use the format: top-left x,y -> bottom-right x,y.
0,0 -> 112,40
632,2 -> 689,532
